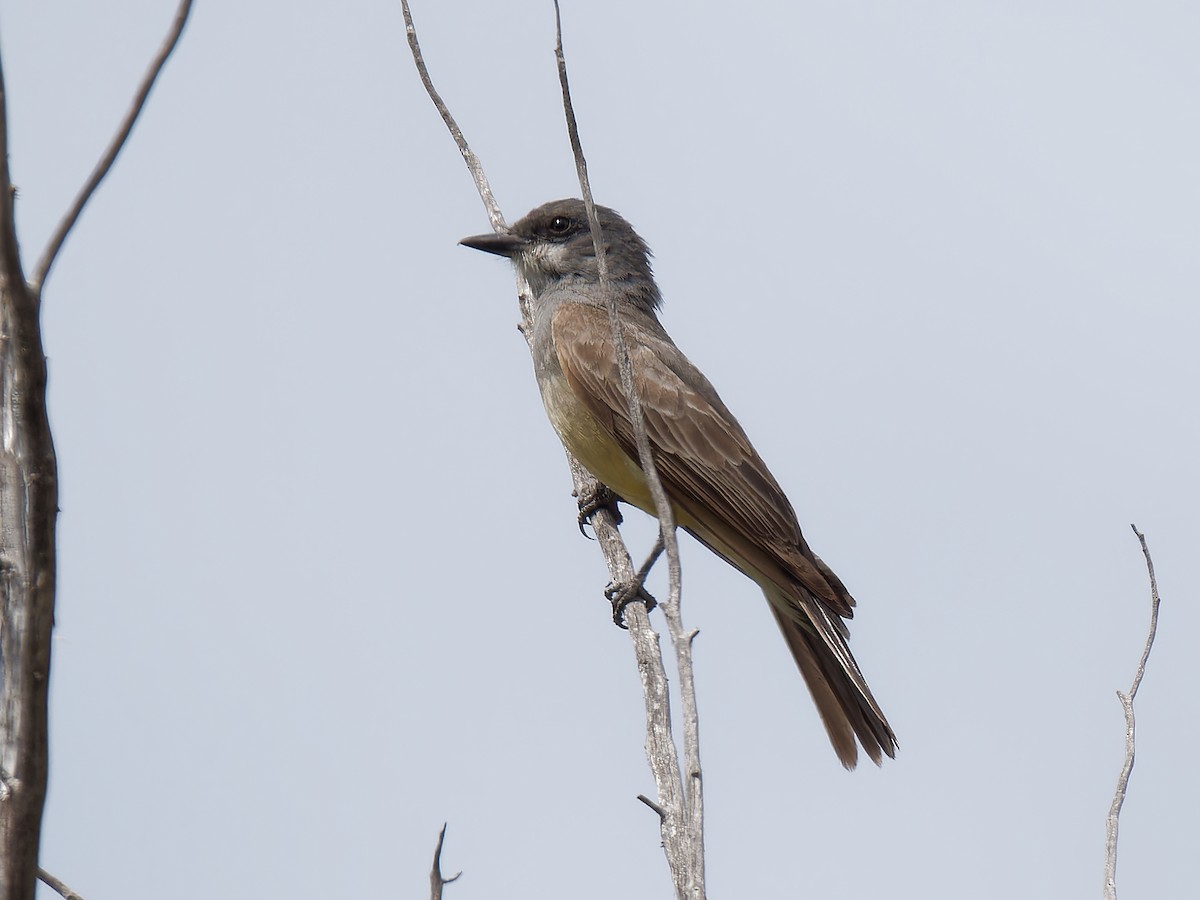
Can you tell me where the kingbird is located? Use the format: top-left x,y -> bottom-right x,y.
462,199 -> 896,768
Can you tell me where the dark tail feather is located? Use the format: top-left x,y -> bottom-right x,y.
767,594 -> 897,769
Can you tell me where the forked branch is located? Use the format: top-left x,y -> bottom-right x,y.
1,6 -> 194,898
429,823 -> 461,900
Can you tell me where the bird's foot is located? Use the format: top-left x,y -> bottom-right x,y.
576,483 -> 622,538
605,578 -> 657,628
605,533 -> 666,626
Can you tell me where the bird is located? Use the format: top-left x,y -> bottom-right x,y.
461,199 -> 896,768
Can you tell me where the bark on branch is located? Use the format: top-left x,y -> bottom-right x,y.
0,44 -> 60,900
0,4 -> 194,896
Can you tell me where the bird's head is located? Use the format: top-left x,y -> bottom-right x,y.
461,199 -> 661,312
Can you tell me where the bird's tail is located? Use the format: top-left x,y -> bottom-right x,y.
765,587 -> 897,769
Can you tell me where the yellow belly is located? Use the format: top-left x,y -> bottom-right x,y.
539,371 -> 777,596
539,370 -> 659,515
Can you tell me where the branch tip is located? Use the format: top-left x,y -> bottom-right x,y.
30,0 -> 195,296
399,0 -> 505,233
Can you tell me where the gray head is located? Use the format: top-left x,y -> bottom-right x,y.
460,199 -> 661,313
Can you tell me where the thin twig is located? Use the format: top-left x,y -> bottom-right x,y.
38,868 -> 85,900
550,1 -> 683,602
637,794 -> 668,821
634,534 -> 666,587
429,823 -> 462,900
552,4 -> 703,897
1103,524 -> 1162,900
400,0 -> 505,234
1126,526 -> 1161,701
29,0 -> 195,298
0,36 -> 27,291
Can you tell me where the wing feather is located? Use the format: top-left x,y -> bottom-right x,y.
551,303 -> 852,617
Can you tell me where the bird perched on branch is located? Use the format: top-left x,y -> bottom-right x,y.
462,199 -> 895,768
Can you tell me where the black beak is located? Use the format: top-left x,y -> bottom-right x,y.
459,231 -> 528,258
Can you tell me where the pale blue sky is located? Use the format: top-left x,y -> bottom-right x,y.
4,1 -> 1198,897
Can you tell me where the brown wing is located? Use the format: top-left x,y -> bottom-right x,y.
551,303 -> 852,618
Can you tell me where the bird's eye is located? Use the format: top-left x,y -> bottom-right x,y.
548,216 -> 572,235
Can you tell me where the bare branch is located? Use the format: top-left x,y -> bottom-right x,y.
38,868 -> 85,900
29,0 -> 195,298
399,0 -> 505,234
429,823 -> 462,900
1,35 -> 58,897
552,4 -> 704,896
657,568 -> 705,886
1103,525 -> 1163,900
564,459 -> 690,888
400,7 -> 703,895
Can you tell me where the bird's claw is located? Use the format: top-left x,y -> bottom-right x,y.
576,483 -> 622,538
605,579 -> 657,628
